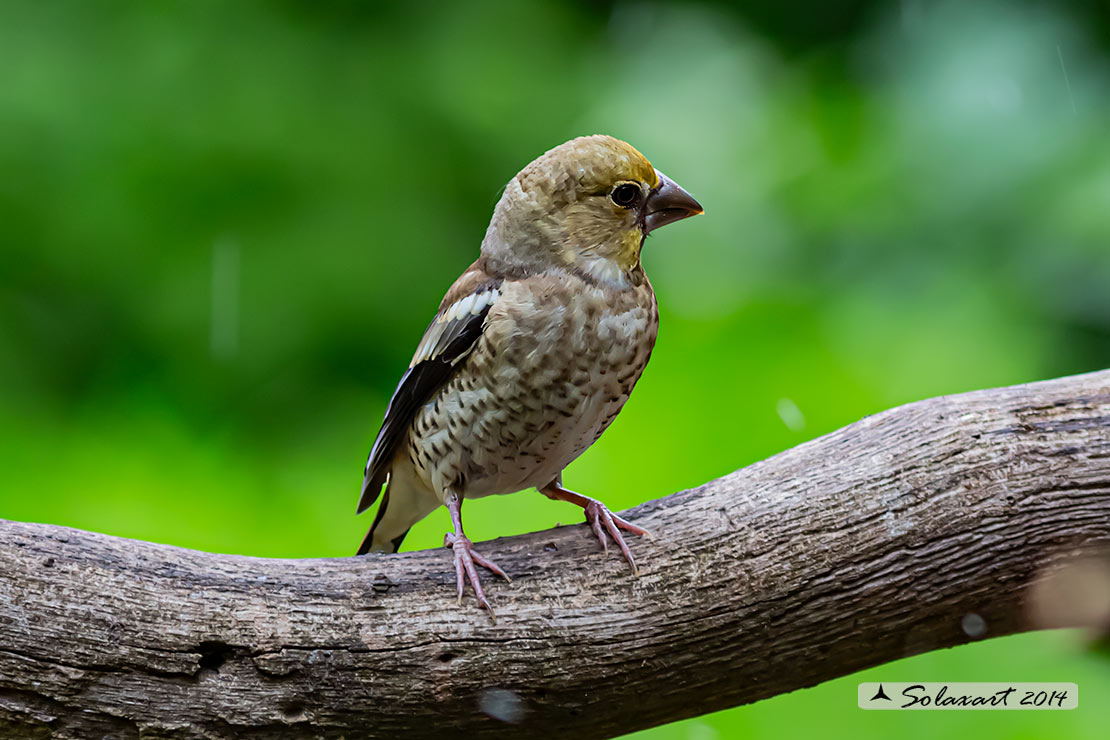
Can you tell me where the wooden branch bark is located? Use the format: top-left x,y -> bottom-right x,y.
2,371 -> 1109,739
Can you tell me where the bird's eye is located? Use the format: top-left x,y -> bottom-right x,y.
610,183 -> 640,208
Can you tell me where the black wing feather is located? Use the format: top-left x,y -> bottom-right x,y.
356,297 -> 494,515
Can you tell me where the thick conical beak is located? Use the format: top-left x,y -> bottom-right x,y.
643,170 -> 703,234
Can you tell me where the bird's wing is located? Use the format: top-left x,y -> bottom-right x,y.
357,264 -> 503,514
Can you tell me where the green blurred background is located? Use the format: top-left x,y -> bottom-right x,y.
1,0 -> 1108,737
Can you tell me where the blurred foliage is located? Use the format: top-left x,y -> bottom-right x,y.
0,1 -> 1107,738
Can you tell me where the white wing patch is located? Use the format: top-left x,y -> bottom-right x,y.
410,288 -> 500,368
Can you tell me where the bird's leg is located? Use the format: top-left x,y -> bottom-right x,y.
442,490 -> 510,612
539,480 -> 651,575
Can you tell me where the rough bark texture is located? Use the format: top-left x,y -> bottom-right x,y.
2,370 -> 1109,739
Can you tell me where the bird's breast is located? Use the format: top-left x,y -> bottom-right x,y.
407,273 -> 658,499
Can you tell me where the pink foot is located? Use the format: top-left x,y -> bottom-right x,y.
443,532 -> 510,612
583,500 -> 651,575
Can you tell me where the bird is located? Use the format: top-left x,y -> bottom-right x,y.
356,134 -> 702,611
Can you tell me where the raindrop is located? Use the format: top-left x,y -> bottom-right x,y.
478,687 -> 527,724
210,236 -> 240,360
961,612 -> 987,637
776,398 -> 806,432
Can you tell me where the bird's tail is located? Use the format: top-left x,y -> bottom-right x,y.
356,463 -> 439,555
357,488 -> 400,555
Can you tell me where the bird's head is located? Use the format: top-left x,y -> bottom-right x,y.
481,135 -> 702,286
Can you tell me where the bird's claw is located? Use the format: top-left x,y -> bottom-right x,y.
443,532 -> 510,613
583,500 -> 650,576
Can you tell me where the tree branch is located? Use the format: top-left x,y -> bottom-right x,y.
2,371 -> 1109,739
